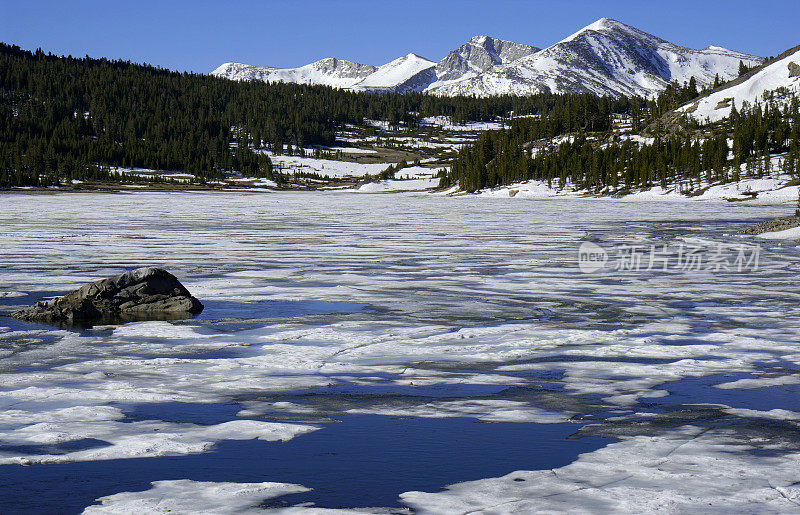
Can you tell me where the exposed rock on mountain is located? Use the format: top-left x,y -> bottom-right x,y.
427,18 -> 762,97
212,18 -> 763,98
434,36 -> 539,82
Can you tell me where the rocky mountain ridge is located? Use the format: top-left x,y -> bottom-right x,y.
211,18 -> 763,98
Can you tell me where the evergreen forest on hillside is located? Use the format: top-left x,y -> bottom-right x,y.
442,79 -> 800,192
1,41 -> 797,194
0,42 -> 624,187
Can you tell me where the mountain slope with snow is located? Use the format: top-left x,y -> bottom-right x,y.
352,53 -> 436,93
211,18 -> 762,98
427,18 -> 762,97
211,58 -> 377,89
680,45 -> 800,122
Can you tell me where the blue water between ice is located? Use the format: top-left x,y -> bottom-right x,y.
197,299 -> 370,320
0,408 -> 612,514
652,373 -> 800,412
5,298 -> 796,512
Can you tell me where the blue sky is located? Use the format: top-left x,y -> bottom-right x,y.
2,0 -> 797,72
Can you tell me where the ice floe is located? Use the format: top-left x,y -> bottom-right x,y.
83,479 -> 310,514
0,418 -> 317,465
400,427 -> 800,512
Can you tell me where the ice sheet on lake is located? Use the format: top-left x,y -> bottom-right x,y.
344,399 -> 570,423
1,191 -> 799,510
724,408 -> 800,421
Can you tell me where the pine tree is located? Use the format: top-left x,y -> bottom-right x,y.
738,60 -> 749,76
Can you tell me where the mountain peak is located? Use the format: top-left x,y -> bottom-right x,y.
435,36 -> 539,82
469,35 -> 492,45
467,35 -> 535,50
586,17 -> 624,31
430,18 -> 762,98
401,52 -> 431,61
559,17 -> 655,45
212,20 -> 762,99
351,53 -> 435,92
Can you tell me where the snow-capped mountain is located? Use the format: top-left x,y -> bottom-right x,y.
352,53 -> 436,93
427,18 -> 763,97
434,36 -> 539,83
213,54 -> 436,93
680,45 -> 800,122
211,58 -> 377,89
211,18 -> 763,98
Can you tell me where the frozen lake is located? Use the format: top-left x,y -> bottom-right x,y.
1,191 -> 799,513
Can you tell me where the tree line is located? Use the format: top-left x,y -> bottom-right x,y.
0,42 -> 642,187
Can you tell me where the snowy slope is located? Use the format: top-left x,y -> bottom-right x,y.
680,46 -> 800,122
211,58 -> 376,89
427,18 -> 762,97
351,53 -> 436,93
211,18 -> 761,98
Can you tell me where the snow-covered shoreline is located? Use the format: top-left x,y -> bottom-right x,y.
7,169 -> 798,204
451,173 -> 799,206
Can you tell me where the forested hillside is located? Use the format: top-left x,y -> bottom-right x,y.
1,42 -> 636,188
442,77 -> 800,193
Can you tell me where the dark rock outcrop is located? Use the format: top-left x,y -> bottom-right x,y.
12,267 -> 203,324
740,215 -> 800,235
